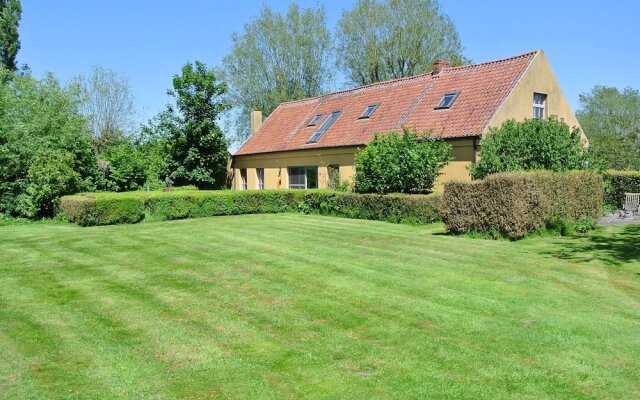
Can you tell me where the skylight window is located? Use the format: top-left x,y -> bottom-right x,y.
435,92 -> 460,109
307,114 -> 324,126
359,104 -> 379,119
307,110 -> 342,144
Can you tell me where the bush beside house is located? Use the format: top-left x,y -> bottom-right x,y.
354,128 -> 452,194
441,171 -> 603,239
470,117 -> 588,180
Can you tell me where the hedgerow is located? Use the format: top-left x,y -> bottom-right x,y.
440,171 -> 603,239
59,190 -> 441,226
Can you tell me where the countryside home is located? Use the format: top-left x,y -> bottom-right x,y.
232,50 -> 583,190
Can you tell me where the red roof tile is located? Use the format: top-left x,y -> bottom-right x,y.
235,50 -> 538,156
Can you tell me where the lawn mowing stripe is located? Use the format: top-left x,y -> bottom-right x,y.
1,216 -> 639,399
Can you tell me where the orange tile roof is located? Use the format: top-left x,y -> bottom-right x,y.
235,50 -> 538,156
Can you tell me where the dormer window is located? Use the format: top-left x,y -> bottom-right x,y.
435,92 -> 459,109
359,104 -> 379,119
307,114 -> 324,126
307,110 -> 342,144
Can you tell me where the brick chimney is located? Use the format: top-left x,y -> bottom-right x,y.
250,110 -> 263,135
432,59 -> 450,75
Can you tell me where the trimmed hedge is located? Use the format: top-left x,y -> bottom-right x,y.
603,170 -> 640,208
441,171 -> 604,239
59,190 -> 441,226
300,192 -> 441,224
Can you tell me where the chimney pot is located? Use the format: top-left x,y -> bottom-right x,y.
250,110 -> 263,134
432,59 -> 450,75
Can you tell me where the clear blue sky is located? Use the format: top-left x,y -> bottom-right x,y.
19,0 -> 640,127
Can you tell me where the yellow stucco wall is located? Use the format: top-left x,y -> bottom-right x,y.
232,147 -> 359,190
233,138 -> 477,190
486,50 -> 586,142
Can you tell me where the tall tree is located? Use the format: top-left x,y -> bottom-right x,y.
0,0 -> 21,71
336,0 -> 465,86
73,65 -> 136,153
152,61 -> 230,189
222,3 -> 333,142
577,85 -> 640,170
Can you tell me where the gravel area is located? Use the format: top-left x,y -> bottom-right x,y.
598,212 -> 640,226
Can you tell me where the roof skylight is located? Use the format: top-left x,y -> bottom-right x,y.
307,114 -> 324,126
359,104 -> 379,119
307,110 -> 342,143
435,92 -> 460,109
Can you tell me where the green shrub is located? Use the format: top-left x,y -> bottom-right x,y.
17,155 -> 82,218
300,191 -> 441,224
574,216 -> 595,234
603,170 -> 640,208
471,117 -> 588,180
101,142 -> 148,192
58,194 -> 98,226
59,189 -> 441,226
0,73 -> 99,218
354,128 -> 452,194
441,171 -> 603,240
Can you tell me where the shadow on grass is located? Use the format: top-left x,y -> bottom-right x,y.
550,224 -> 640,267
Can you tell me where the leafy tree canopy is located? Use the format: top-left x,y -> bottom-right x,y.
222,3 -> 333,142
72,65 -> 136,154
355,128 -> 452,194
336,0 -> 466,86
152,61 -> 230,189
0,71 -> 98,217
576,85 -> 640,170
471,117 -> 588,180
0,0 -> 21,72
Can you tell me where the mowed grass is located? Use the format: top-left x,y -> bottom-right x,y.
0,215 -> 639,400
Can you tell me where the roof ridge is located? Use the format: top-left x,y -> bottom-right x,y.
277,50 -> 540,108
443,49 -> 540,73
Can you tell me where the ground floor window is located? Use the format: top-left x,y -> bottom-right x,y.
240,168 -> 247,190
288,166 -> 318,189
256,168 -> 264,189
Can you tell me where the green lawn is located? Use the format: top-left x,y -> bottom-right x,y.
1,215 -> 639,399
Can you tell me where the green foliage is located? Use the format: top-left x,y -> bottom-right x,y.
72,65 -> 136,153
160,61 -> 230,189
354,128 -> 452,194
0,0 -> 21,71
577,85 -> 640,170
441,171 -> 603,240
101,142 -> 148,192
299,191 -> 441,224
471,117 -> 588,180
222,3 -> 333,142
574,216 -> 595,234
336,0 -> 465,86
59,189 -> 442,227
60,190 -> 299,226
0,72 -> 98,218
603,170 -> 640,208
16,155 -> 82,218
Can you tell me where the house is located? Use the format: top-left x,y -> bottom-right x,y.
232,50 -> 583,190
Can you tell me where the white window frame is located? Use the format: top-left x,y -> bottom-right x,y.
288,166 -> 318,189
256,168 -> 264,190
533,92 -> 547,119
240,168 -> 247,190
